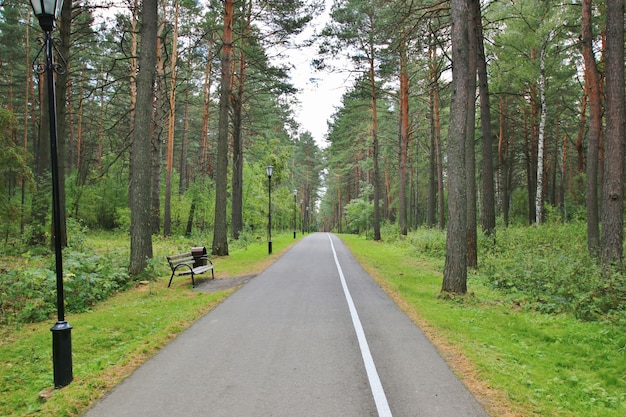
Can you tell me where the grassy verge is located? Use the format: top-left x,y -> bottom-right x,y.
0,233 -> 298,417
339,233 -> 625,417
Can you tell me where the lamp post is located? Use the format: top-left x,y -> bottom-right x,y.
266,165 -> 273,254
292,189 -> 297,239
29,0 -> 72,389
300,199 -> 303,235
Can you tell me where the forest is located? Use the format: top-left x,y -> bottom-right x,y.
1,2 -> 625,415
0,0 -> 624,291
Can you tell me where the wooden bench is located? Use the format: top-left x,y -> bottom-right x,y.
166,248 -> 214,288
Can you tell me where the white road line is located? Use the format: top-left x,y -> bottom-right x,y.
327,233 -> 393,417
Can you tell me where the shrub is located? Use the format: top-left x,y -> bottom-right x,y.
478,223 -> 625,321
0,249 -> 130,325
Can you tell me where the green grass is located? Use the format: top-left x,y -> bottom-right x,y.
339,233 -> 626,417
0,233 -> 299,417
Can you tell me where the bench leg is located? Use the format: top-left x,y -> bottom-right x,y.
168,272 -> 175,288
191,273 -> 195,288
211,269 -> 215,280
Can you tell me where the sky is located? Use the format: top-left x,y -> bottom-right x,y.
280,0 -> 353,148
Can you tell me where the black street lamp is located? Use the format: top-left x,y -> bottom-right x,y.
266,165 -> 273,254
293,189 -> 297,239
300,199 -> 304,235
29,0 -> 73,389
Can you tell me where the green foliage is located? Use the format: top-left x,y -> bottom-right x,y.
0,249 -> 130,325
479,223 -> 625,321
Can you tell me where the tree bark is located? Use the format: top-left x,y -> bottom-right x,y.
231,4 -> 251,240
473,0 -> 495,236
442,0 -> 469,294
600,0 -> 624,269
498,94 -> 511,227
466,0 -> 478,267
535,41 -> 548,226
212,0 -> 234,256
369,41 -> 381,241
427,38 -> 438,229
398,35 -> 409,236
129,0 -> 157,275
582,0 -> 602,256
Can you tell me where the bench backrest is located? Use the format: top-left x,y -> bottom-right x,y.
167,252 -> 195,269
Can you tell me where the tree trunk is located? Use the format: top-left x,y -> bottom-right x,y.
212,0 -> 234,256
466,0 -> 478,268
186,198 -> 196,237
498,94 -> 510,226
435,77 -> 444,231
473,0 -> 495,236
129,0 -> 157,275
442,0 -> 469,294
427,38 -> 438,229
582,0 -> 602,256
21,12 -> 31,235
398,35 -> 409,236
369,43 -> 381,241
535,40 -> 549,226
231,5 -> 251,240
164,0 -> 179,238
575,91 -> 587,173
179,83 -> 190,194
600,0 -> 624,269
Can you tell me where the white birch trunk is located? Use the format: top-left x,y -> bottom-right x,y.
535,41 -> 548,226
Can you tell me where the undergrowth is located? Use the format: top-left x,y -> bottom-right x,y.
373,222 -> 625,324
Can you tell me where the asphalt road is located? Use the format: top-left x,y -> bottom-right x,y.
82,233 -> 489,417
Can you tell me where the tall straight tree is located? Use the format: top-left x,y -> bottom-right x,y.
581,0 -> 602,256
600,0 -> 624,269
212,0 -> 234,256
442,0 -> 469,294
163,0 -> 180,238
230,1 -> 251,241
398,32 -> 409,236
466,0 -> 478,267
129,0 -> 158,275
472,0 -> 495,236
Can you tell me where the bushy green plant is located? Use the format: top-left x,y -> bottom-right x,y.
406,228 -> 447,258
0,249 -> 130,325
478,223 -> 625,321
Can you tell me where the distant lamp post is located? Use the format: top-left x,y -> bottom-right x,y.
300,199 -> 304,235
293,189 -> 297,239
266,165 -> 273,254
29,0 -> 73,389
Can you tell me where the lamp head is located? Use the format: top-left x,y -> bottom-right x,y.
266,165 -> 273,178
29,0 -> 65,31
